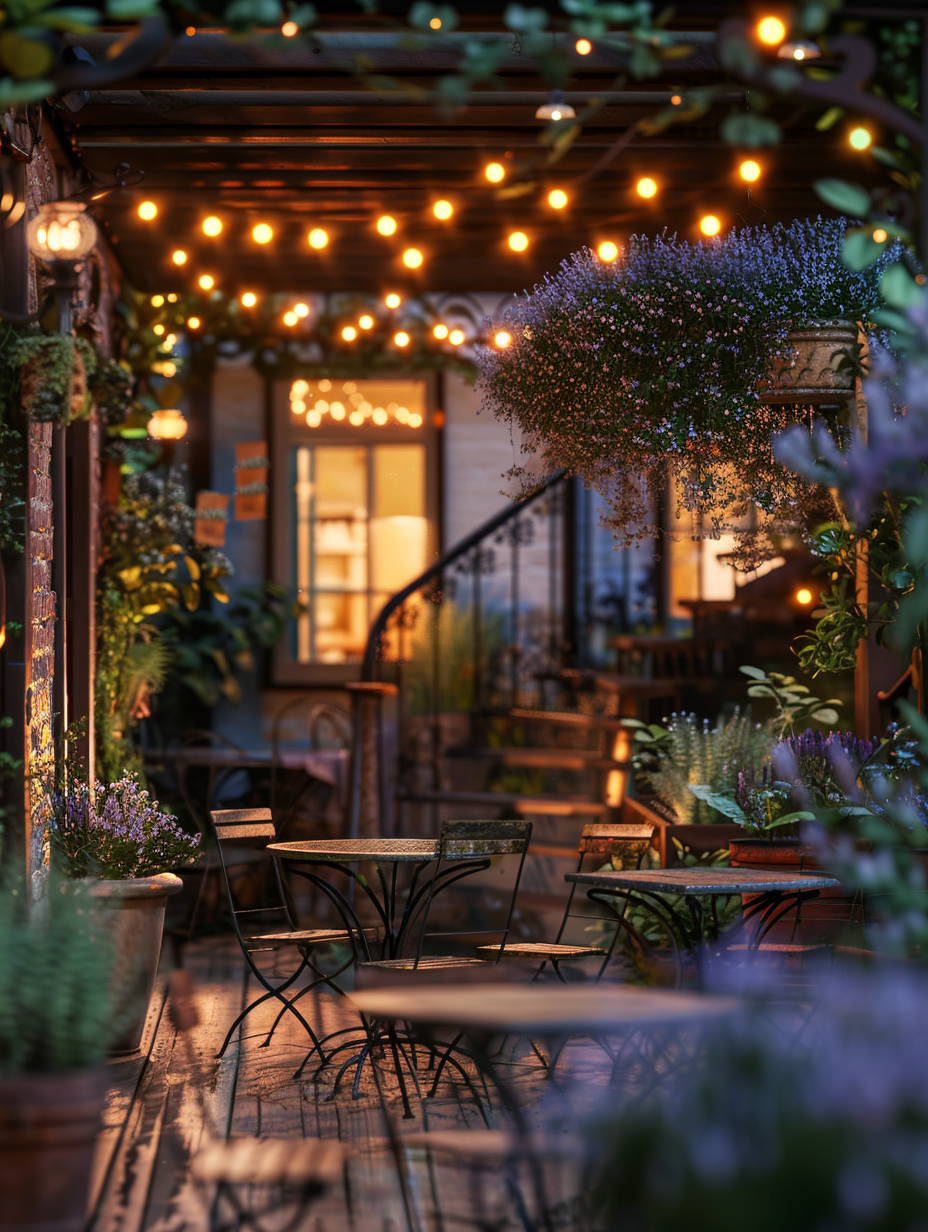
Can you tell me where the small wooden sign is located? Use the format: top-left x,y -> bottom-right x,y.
234,439 -> 269,521
194,491 -> 229,546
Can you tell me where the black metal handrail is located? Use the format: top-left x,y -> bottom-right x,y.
361,470 -> 568,680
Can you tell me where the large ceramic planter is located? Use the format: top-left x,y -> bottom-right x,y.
86,872 -> 183,1053
729,837 -> 862,945
759,319 -> 860,405
0,1067 -> 108,1232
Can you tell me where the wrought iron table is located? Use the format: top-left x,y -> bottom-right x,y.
565,866 -> 842,983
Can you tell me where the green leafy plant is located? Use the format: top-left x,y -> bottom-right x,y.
11,334 -> 95,425
738,665 -> 841,737
0,877 -> 115,1074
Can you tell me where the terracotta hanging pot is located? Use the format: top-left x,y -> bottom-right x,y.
759,319 -> 860,405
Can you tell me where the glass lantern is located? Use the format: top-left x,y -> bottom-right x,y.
27,201 -> 98,262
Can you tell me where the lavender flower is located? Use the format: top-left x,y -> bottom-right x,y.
50,777 -> 200,880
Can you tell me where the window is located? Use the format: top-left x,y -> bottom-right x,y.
272,375 -> 439,681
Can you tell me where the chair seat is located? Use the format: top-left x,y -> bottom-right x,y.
359,956 -> 489,971
246,927 -> 377,946
476,942 -> 607,959
192,1136 -> 345,1186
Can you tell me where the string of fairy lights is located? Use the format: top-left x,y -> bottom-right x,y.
131,13 -> 878,355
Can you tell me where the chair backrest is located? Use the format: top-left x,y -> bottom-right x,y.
404,819 -> 533,965
209,808 -> 296,948
550,819 -> 656,950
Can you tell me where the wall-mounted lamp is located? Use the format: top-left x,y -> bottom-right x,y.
148,408 -> 188,440
535,90 -> 576,121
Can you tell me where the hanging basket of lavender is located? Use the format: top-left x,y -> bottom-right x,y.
478,219 -> 892,540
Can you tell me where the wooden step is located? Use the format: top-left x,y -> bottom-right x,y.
506,708 -> 628,731
444,746 -> 629,772
398,789 -> 609,817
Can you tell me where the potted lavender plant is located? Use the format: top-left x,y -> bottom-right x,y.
50,777 -> 200,1052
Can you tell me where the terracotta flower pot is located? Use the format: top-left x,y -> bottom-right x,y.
85,872 -> 183,1053
729,837 -> 862,945
759,319 -> 860,405
0,1067 -> 108,1232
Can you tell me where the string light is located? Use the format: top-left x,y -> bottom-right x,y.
283,311 -> 298,326
408,412 -> 423,428
385,292 -> 402,308
508,231 -> 529,252
241,292 -> 257,307
377,215 -> 397,236
448,328 -> 465,346
185,26 -> 195,35
433,200 -> 454,220
160,361 -> 177,377
849,126 -> 873,150
198,274 -> 215,290
636,177 -> 658,198
372,408 -> 388,425
485,162 -> 506,183
331,402 -> 346,421
548,188 -> 569,209
359,314 -> 375,329
164,333 -> 177,349
253,223 -> 273,244
670,94 -> 682,106
739,159 -> 762,182
341,325 -> 357,341
757,15 -> 787,45
403,247 -> 423,268
167,294 -> 178,303
433,323 -> 449,339
187,316 -> 200,329
172,250 -> 187,265
281,20 -> 298,35
153,323 -> 165,336
493,330 -> 512,349
796,588 -> 813,605
394,331 -> 410,347
292,399 -> 306,414
150,295 -> 165,307
138,201 -> 157,221
294,302 -> 309,317
575,38 -> 592,54
429,15 -> 441,27
699,215 -> 722,237
597,241 -> 619,262
202,215 -> 223,236
308,228 -> 328,249
873,228 -> 888,243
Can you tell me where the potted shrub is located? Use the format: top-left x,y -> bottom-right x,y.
478,217 -> 893,539
49,776 -> 200,1052
0,877 -> 115,1232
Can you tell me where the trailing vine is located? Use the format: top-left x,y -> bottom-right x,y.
11,334 -> 95,426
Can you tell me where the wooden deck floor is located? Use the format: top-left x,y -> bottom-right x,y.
86,937 -> 627,1232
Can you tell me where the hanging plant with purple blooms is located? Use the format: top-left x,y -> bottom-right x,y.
479,218 -> 894,541
50,777 -> 200,880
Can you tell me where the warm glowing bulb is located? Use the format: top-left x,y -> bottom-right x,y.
202,215 -> 223,236
433,323 -> 449,339
485,162 -> 506,183
167,294 -> 178,303
187,316 -> 200,329
164,333 -> 177,349
253,223 -> 273,244
394,331 -> 410,347
241,292 -> 257,307
403,247 -> 423,269
849,126 -> 873,150
185,25 -> 195,35
575,38 -> 592,54
408,412 -> 423,428
757,15 -> 787,45
494,330 -> 512,348
372,407 -> 388,425
508,231 -> 529,252
342,325 -> 357,341
597,241 -> 619,262
330,402 -> 346,421
307,410 -> 322,427
198,274 -> 215,290
138,201 -> 157,221
385,293 -> 402,308
429,15 -> 441,28
433,199 -> 453,220
448,328 -> 465,346
873,228 -> 888,243
153,323 -> 165,336
294,302 -> 309,317
292,379 -> 309,397
670,93 -> 682,106
172,249 -> 187,265
377,215 -> 397,236
359,314 -> 375,330
283,311 -> 298,326
281,20 -> 298,36
796,588 -> 813,605
636,177 -> 658,199
150,294 -> 164,307
291,399 -> 306,414
548,188 -> 569,209
308,228 -> 328,249
739,159 -> 762,182
160,361 -> 177,377
699,214 -> 722,237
